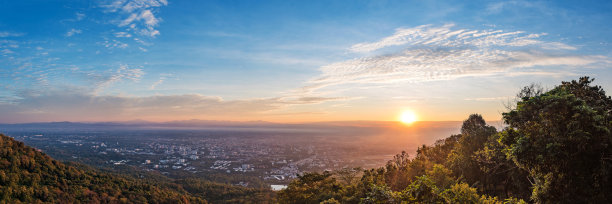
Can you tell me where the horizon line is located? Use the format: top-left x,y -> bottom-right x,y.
0,119 -> 504,125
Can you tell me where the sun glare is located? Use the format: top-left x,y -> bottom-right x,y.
400,110 -> 418,124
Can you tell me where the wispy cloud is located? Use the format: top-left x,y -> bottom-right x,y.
101,38 -> 129,49
463,96 -> 510,101
103,0 -> 167,37
203,31 -> 249,38
150,79 -> 163,89
0,90 -> 275,122
65,28 -> 82,37
486,0 -> 548,15
0,88 -> 347,123
348,24 -> 570,53
75,12 -> 86,21
149,73 -> 173,90
278,96 -> 353,105
0,31 -> 25,38
1,49 -> 14,54
114,32 -> 132,38
0,39 -> 19,54
92,64 -> 144,91
299,24 -> 607,94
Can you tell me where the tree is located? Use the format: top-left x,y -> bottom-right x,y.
398,176 -> 445,203
473,133 -> 531,199
441,183 -> 480,203
335,167 -> 362,186
360,184 -> 400,204
277,172 -> 343,204
447,114 -> 497,189
500,77 -> 612,203
426,164 -> 455,190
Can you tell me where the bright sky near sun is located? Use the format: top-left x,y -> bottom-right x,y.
1,0 -> 611,123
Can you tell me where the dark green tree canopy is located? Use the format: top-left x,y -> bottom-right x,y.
501,76 -> 612,203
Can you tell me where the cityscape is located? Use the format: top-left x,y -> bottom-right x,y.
1,122 -> 455,190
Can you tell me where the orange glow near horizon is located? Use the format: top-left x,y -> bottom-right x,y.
399,110 -> 418,124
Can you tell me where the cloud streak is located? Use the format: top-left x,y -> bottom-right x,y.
0,88 -> 346,123
88,64 -> 144,91
149,73 -> 172,90
301,24 -> 606,94
65,28 -> 82,37
0,90 -> 273,123
348,24 -> 572,53
0,31 -> 24,38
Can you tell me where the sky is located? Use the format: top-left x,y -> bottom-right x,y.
1,0 -> 611,123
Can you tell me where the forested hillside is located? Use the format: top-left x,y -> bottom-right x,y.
279,77 -> 612,204
0,133 -> 207,203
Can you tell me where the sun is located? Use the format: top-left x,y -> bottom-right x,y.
399,110 -> 418,124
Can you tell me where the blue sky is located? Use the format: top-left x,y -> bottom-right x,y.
1,0 -> 611,123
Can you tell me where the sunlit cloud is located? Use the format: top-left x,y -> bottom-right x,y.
0,90 -> 274,123
0,88 -> 347,123
279,96 -> 353,105
463,97 -> 509,101
300,24 -> 607,94
348,24 -> 571,53
149,73 -> 173,90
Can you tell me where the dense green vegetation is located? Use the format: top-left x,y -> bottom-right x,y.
0,133 -> 275,203
0,133 -> 204,203
279,77 -> 612,204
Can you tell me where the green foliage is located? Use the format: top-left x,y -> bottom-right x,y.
441,183 -> 480,203
501,76 -> 612,203
0,134 -> 206,203
320,197 -> 341,204
277,172 -> 344,204
447,114 -> 498,186
426,164 -> 455,189
383,151 -> 416,191
399,175 -> 445,203
361,184 -> 400,204
473,133 -> 531,199
176,178 -> 274,204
